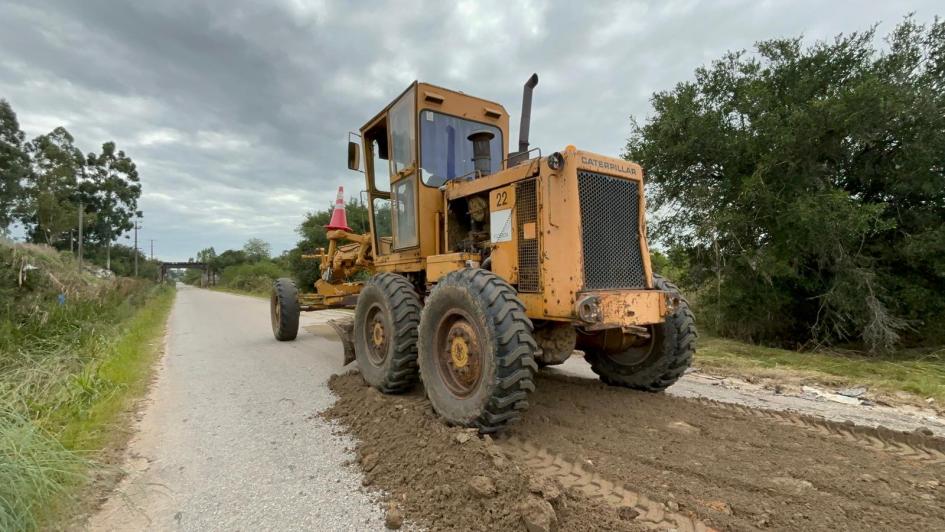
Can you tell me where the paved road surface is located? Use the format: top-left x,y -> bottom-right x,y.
89,285 -> 385,531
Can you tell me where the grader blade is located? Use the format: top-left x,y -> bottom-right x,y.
328,317 -> 356,365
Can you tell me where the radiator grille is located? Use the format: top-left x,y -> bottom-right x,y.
516,179 -> 540,292
578,171 -> 646,289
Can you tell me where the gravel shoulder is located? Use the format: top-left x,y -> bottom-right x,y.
553,358 -> 945,438
87,286 -> 385,531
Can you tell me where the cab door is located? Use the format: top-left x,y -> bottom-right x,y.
387,86 -> 419,250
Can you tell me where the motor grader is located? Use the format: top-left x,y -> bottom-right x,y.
270,74 -> 696,433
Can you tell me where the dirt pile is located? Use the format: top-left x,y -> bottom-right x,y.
324,370 -> 945,530
322,372 -> 643,531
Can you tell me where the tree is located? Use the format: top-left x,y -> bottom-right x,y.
196,246 -> 217,264
0,99 -> 29,230
242,238 -> 271,262
84,141 -> 141,270
626,17 -> 945,351
22,127 -> 84,245
215,248 -> 248,270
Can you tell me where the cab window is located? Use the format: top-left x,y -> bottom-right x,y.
391,176 -> 418,249
420,110 -> 502,187
389,87 -> 416,176
364,125 -> 390,193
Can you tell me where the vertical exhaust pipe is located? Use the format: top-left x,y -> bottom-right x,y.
518,73 -> 539,153
508,73 -> 538,167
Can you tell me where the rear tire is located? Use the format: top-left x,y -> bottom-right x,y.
418,269 -> 538,433
353,273 -> 422,393
271,278 -> 300,341
582,274 -> 695,391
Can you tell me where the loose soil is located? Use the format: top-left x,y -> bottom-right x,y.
324,370 -> 945,531
323,373 -> 643,531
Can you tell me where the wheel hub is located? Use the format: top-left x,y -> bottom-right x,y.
372,320 -> 385,347
436,318 -> 482,397
449,335 -> 470,368
365,308 -> 389,366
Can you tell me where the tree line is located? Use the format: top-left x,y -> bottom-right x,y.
0,99 -> 143,274
629,17 -> 944,351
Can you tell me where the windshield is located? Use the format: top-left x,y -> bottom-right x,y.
420,110 -> 502,187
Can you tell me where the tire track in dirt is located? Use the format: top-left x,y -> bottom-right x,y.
500,437 -> 712,531
691,397 -> 945,465
326,370 -> 945,530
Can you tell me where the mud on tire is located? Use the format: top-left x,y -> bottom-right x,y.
271,277 -> 300,341
582,274 -> 695,391
418,268 -> 538,433
353,273 -> 422,393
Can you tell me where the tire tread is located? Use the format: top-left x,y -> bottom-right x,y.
586,274 -> 696,391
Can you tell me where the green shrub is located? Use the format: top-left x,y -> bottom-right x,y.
219,261 -> 288,295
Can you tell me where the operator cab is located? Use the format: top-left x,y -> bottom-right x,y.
348,83 -> 511,261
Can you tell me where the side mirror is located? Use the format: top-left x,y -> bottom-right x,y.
347,141 -> 361,171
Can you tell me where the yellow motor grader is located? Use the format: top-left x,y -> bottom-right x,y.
270,74 -> 695,433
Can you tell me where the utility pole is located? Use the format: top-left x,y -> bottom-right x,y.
133,219 -> 140,277
150,239 -> 154,260
77,201 -> 84,270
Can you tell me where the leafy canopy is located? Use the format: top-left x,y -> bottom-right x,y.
626,17 -> 945,350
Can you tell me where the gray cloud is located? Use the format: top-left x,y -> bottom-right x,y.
1,0 -> 940,260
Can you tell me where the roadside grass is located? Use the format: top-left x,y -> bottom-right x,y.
57,286 -> 174,451
697,336 -> 945,403
0,410 -> 89,532
1,243 -> 175,530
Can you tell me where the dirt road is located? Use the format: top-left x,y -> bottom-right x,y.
92,286 -> 945,531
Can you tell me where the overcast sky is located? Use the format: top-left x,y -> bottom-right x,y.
1,1 -> 940,261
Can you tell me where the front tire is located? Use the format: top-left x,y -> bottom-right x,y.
418,269 -> 538,433
271,278 -> 300,341
353,273 -> 422,393
581,274 -> 696,391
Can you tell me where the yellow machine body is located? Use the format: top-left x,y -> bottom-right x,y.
305,80 -> 673,332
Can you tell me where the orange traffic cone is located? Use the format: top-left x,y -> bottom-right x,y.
325,186 -> 353,232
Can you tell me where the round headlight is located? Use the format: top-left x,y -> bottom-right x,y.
547,152 -> 564,171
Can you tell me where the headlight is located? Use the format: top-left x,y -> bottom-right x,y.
547,152 -> 564,171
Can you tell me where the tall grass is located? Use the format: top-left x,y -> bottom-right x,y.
0,242 -> 174,529
0,410 -> 89,531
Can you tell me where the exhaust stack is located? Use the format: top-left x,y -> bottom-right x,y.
518,73 -> 539,153
509,73 -> 538,167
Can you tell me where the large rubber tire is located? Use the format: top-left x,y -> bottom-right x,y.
583,274 -> 695,391
271,278 -> 300,341
418,269 -> 538,433
353,273 -> 422,393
